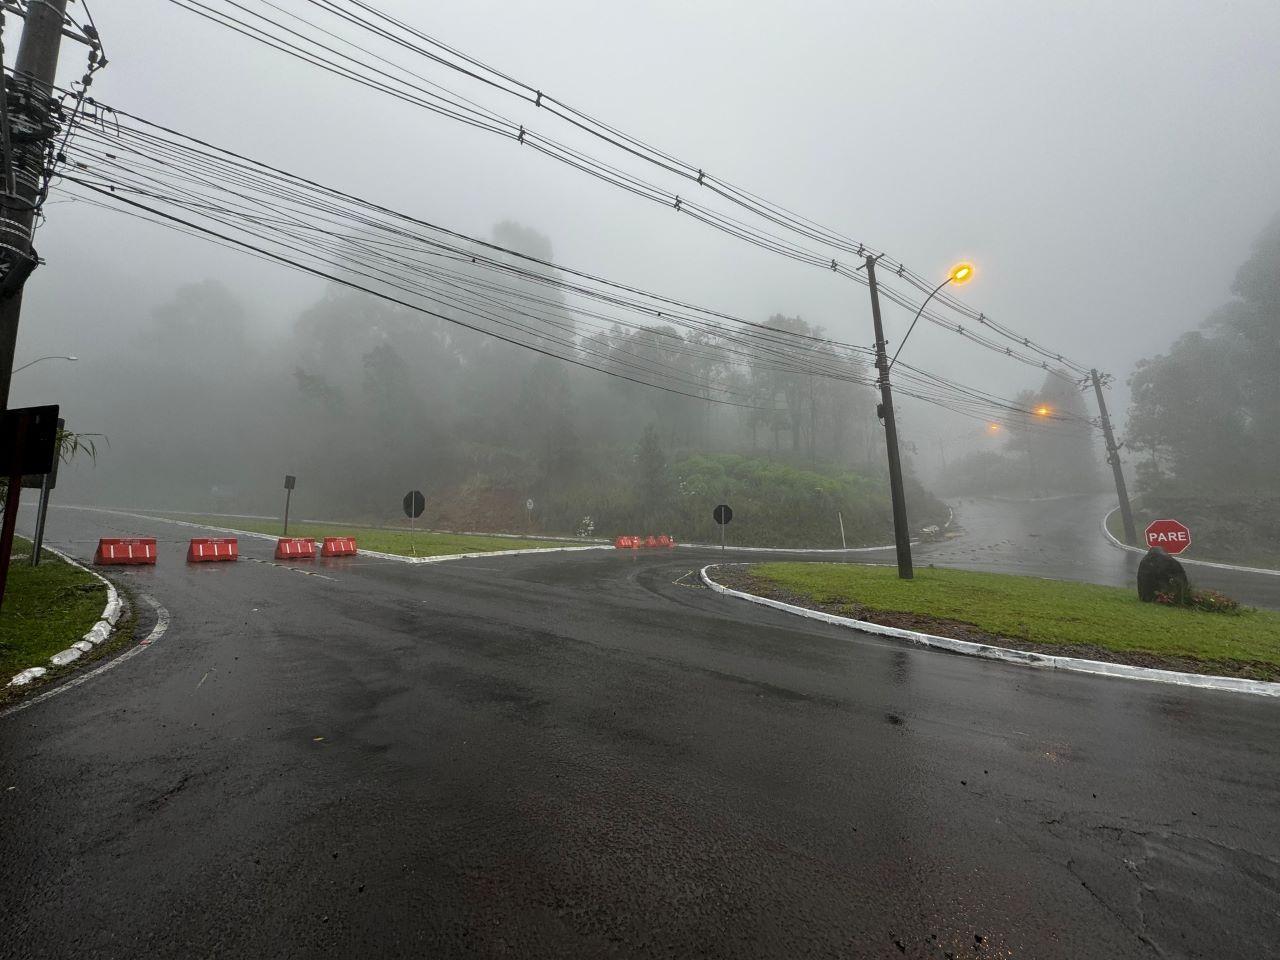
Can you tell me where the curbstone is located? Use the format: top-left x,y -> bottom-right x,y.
6,543 -> 123,688
49,647 -> 83,667
699,564 -> 1280,698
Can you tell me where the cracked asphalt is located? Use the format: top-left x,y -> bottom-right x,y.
1,499 -> 1277,958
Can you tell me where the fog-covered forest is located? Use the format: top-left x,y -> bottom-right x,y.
51,222 -> 959,547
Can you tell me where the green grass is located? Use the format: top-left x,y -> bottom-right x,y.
0,538 -> 107,680
750,562 -> 1280,676
159,515 -> 584,558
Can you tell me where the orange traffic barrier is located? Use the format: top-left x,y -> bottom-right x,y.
94,538 -> 157,565
321,536 -> 357,557
613,535 -> 676,550
275,537 -> 316,560
187,538 -> 238,562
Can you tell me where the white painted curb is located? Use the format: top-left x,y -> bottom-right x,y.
6,543 -> 124,687
699,564 -> 1280,698
679,542 -> 898,554
356,544 -> 612,564
1101,508 -> 1280,578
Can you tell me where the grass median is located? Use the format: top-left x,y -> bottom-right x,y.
159,515 -> 586,558
728,562 -> 1280,681
0,538 -> 107,681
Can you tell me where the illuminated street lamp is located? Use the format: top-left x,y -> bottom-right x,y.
888,263 -> 975,370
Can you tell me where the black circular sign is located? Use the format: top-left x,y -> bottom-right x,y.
713,504 -> 733,525
403,489 -> 426,519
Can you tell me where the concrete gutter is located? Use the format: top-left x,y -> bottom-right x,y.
699,563 -> 1280,698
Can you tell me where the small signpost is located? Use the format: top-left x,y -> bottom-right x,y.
526,498 -> 534,532
403,489 -> 426,556
713,503 -> 733,552
1145,518 -> 1191,555
282,474 -> 296,535
27,416 -> 63,566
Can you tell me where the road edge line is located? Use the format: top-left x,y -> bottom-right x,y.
1100,508 -> 1280,577
698,564 -> 1280,698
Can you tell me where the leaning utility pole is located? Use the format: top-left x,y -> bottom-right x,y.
1090,368 -> 1137,545
866,255 -> 913,580
0,0 -> 70,413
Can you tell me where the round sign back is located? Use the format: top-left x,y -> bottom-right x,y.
713,504 -> 733,525
403,489 -> 426,519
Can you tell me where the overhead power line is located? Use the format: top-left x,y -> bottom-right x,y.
156,0 -> 1095,383
56,92 -> 1095,430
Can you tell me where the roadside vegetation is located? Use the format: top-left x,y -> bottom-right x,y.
0,538 -> 107,681
156,515 -> 584,558
737,562 -> 1280,680
1114,216 -> 1280,570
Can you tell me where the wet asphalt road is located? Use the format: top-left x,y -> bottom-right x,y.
1,500 -> 1278,959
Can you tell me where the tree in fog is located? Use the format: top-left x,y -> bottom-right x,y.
1127,214 -> 1280,493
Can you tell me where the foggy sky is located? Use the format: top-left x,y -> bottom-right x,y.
12,0 -> 1280,454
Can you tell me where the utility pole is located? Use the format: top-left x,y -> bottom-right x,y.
1090,369 -> 1137,545
866,255 -> 913,580
0,0 -> 71,414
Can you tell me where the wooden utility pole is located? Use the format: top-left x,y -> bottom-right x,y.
0,0 -> 71,413
866,255 -> 913,579
1091,369 -> 1137,545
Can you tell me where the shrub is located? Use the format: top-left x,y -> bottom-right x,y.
1154,587 -> 1242,615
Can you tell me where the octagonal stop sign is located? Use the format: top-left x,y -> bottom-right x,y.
1144,518 -> 1191,555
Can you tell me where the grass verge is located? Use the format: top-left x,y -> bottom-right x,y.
731,562 -> 1280,681
155,515 -> 586,558
0,538 -> 107,681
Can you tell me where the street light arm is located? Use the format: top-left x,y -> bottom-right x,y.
11,354 -> 77,374
887,277 -> 952,371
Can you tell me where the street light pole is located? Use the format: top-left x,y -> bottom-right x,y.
865,255 -> 913,580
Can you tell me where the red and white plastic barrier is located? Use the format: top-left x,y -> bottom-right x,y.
94,538 -> 158,565
187,538 -> 238,562
613,535 -> 676,550
275,537 -> 317,560
321,536 -> 357,557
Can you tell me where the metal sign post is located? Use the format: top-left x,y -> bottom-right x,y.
283,474 -> 296,535
28,416 -> 62,565
713,504 -> 733,552
526,498 -> 534,533
403,490 -> 425,557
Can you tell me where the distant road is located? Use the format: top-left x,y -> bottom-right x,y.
923,493 -> 1280,610
2,503 -> 1277,959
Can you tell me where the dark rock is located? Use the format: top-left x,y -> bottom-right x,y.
1137,547 -> 1189,603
